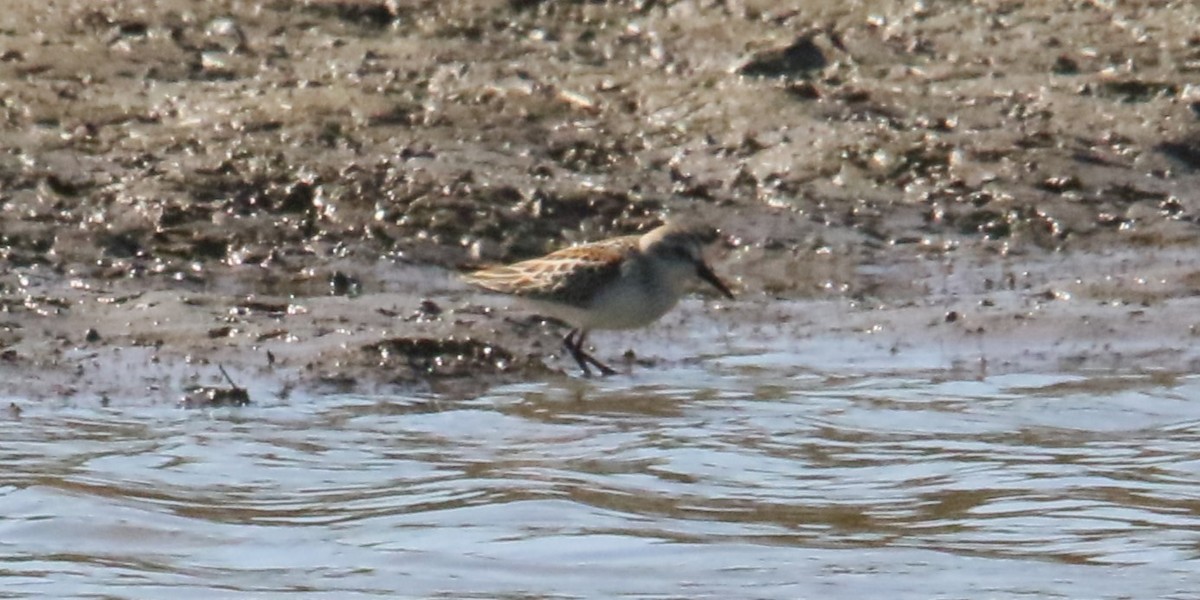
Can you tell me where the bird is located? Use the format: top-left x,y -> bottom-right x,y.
463,222 -> 734,376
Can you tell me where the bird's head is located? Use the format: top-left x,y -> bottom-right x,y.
640,223 -> 734,299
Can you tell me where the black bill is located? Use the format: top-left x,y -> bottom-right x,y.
696,262 -> 735,299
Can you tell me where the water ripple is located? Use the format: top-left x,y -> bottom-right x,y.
3,370 -> 1200,598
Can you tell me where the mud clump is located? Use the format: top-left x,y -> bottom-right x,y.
361,337 -> 536,381
179,365 -> 251,409
739,34 -> 830,79
180,385 -> 251,409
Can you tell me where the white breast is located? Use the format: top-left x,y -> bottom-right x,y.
579,278 -> 678,329
577,255 -> 695,330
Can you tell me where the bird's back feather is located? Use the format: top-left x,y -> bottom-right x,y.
463,235 -> 640,308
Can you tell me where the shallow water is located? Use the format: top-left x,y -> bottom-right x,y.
3,362 -> 1200,599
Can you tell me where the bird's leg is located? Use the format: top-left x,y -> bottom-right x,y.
563,329 -> 593,377
573,330 -> 617,377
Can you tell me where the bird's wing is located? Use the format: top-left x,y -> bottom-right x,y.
464,235 -> 638,306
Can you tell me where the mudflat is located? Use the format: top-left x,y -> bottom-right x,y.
2,1 -> 1199,404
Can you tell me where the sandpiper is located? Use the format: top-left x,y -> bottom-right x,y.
463,223 -> 734,376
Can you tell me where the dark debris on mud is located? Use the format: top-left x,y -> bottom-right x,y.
179,365 -> 251,409
351,336 -> 552,385
282,334 -> 559,396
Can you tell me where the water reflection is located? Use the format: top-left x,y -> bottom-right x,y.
2,368 -> 1200,598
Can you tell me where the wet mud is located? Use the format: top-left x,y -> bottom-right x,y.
2,1 -> 1200,403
